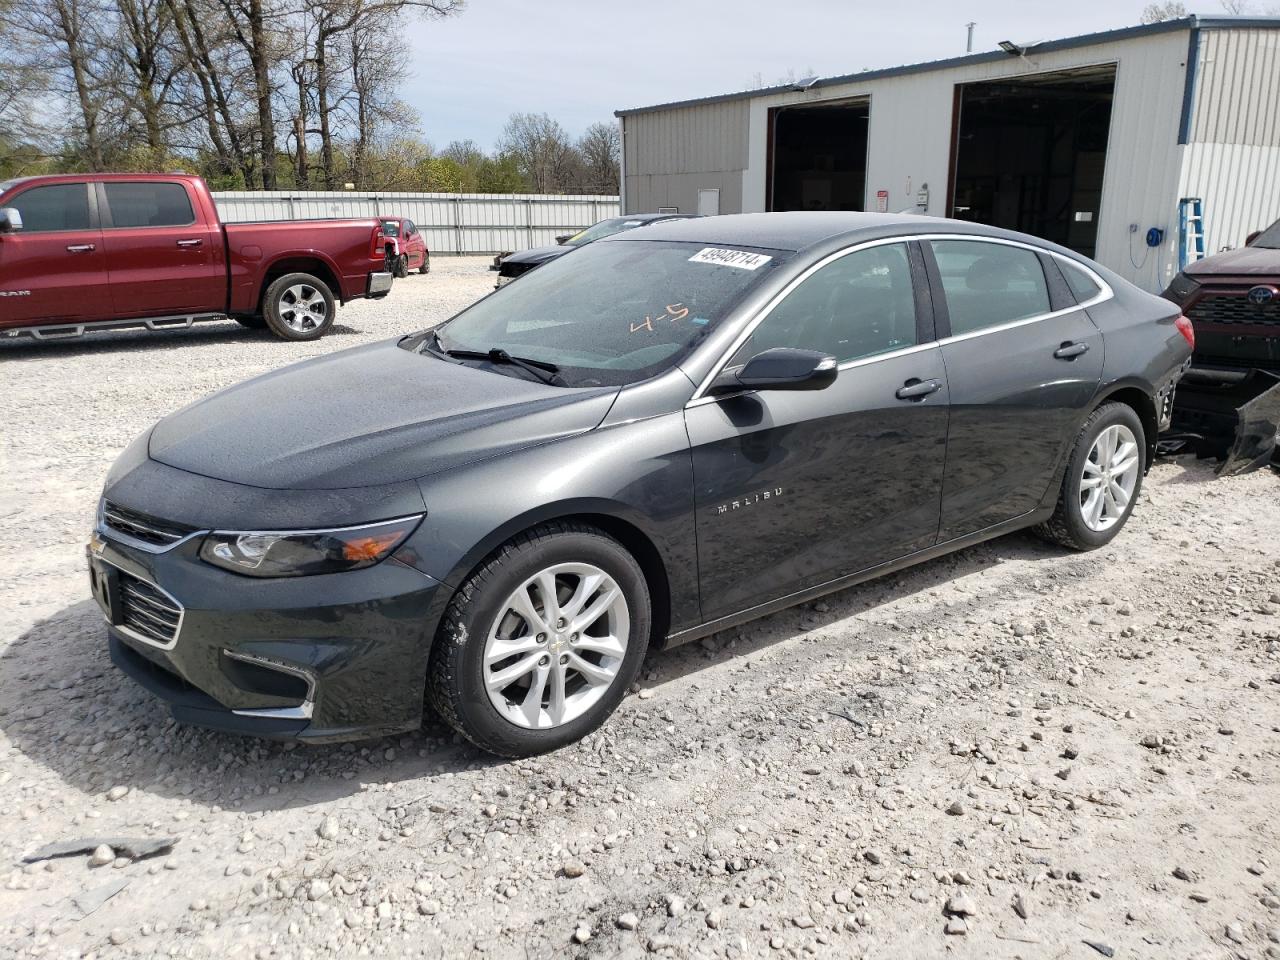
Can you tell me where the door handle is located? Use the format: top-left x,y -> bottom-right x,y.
175,238 -> 203,248
65,243 -> 95,253
1053,341 -> 1090,360
895,378 -> 942,401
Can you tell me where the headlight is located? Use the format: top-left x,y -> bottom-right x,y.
199,516 -> 422,578
1163,271 -> 1201,305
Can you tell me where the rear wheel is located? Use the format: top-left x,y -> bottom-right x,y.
1035,402 -> 1145,550
394,254 -> 409,279
262,272 -> 335,341
427,522 -> 650,757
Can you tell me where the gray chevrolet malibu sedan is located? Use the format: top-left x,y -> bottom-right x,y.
91,213 -> 1193,756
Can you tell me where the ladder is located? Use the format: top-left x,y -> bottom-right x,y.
1178,197 -> 1205,270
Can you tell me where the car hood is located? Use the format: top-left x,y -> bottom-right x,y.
148,339 -> 618,490
1185,244 -> 1280,277
502,245 -> 572,266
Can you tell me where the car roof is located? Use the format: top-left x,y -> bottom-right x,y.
607,211 -> 1034,253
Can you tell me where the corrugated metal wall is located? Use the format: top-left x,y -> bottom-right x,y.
622,100 -> 749,214
737,28 -> 1193,291
1180,28 -> 1280,253
211,192 -> 620,255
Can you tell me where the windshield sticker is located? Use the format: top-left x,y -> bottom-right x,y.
688,247 -> 772,270
630,303 -> 690,334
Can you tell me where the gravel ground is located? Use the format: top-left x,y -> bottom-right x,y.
1,256 -> 1279,959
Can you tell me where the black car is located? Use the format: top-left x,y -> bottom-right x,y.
92,213 -> 1192,757
494,212 -> 696,287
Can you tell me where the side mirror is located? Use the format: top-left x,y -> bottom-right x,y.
710,347 -> 838,394
1245,230 -> 1261,246
0,207 -> 23,233
555,234 -> 572,245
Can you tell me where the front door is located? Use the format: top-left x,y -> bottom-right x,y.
99,181 -> 225,317
685,240 -> 949,622
926,238 -> 1104,540
0,181 -> 108,329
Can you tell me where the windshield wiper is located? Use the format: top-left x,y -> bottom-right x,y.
431,335 -> 565,386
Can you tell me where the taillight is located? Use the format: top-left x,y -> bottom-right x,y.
1174,314 -> 1195,350
371,226 -> 385,259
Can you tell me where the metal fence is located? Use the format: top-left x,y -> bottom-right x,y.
211,190 -> 621,255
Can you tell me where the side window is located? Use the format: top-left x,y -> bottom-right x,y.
103,182 -> 195,228
1059,259 -> 1103,304
8,184 -> 92,232
731,243 -> 918,365
404,220 -> 416,235
930,240 -> 1051,335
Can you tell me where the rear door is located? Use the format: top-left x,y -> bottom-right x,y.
926,237 -> 1104,540
686,240 -> 949,621
0,181 -> 108,329
99,181 -> 225,318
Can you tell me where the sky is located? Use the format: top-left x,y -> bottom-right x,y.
403,0 -> 1162,149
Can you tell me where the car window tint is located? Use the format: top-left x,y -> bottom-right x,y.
930,240 -> 1050,335
732,243 -> 918,365
104,182 -> 194,228
1059,260 -> 1102,304
9,184 -> 91,232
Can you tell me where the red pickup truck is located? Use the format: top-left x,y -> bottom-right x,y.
0,173 -> 392,342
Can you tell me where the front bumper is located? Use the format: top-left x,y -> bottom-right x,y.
88,520 -> 448,742
367,271 -> 394,298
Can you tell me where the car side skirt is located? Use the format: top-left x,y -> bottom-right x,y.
664,507 -> 1054,648
2,312 -> 228,341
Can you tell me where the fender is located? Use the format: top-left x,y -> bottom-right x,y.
254,248 -> 347,305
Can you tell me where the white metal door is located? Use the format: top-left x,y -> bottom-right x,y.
697,188 -> 720,216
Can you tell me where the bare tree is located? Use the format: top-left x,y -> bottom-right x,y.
1140,1 -> 1187,22
498,112 -> 578,193
576,121 -> 619,194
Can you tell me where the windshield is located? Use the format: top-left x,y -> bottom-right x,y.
413,239 -> 788,387
565,217 -> 653,246
381,220 -> 401,237
1253,218 -> 1280,249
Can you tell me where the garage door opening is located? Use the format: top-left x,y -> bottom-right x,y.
769,99 -> 870,212
949,65 -> 1115,258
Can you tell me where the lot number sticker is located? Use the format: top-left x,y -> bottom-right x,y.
688,247 -> 773,270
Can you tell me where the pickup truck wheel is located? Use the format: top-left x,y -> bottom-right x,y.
262,273 -> 335,341
394,254 -> 409,279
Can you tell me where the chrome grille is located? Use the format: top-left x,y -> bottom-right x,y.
119,573 -> 182,647
1188,296 -> 1280,326
102,501 -> 195,547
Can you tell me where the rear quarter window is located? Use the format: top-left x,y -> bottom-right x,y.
1059,260 -> 1103,304
104,182 -> 195,228
930,239 -> 1051,336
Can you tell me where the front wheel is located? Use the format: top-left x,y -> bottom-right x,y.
262,273 -> 335,341
419,254 -> 430,276
427,522 -> 650,757
1035,402 -> 1145,550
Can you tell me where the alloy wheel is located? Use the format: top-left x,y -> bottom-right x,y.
483,562 -> 629,729
1080,423 -> 1140,532
278,284 -> 328,332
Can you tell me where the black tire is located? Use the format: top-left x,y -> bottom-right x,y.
427,522 -> 651,757
394,254 -> 409,279
419,254 -> 430,276
261,272 -> 335,342
1034,402 -> 1146,551
233,315 -> 266,329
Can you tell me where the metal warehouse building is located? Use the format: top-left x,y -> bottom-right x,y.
616,16 -> 1280,292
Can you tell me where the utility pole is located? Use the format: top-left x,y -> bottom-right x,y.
966,21 -> 976,53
